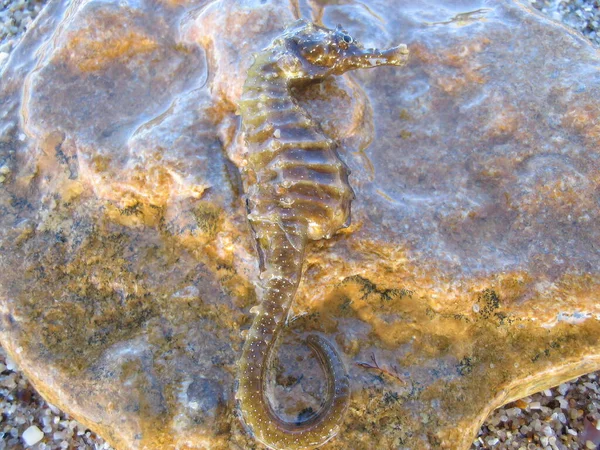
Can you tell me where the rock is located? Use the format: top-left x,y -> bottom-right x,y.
22,425 -> 44,446
0,0 -> 599,449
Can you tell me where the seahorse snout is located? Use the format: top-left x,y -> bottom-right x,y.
381,43 -> 410,65
350,44 -> 409,67
339,43 -> 410,71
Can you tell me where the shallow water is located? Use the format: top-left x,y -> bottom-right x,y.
0,0 -> 599,448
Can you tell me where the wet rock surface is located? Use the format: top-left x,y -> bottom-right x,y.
0,0 -> 599,449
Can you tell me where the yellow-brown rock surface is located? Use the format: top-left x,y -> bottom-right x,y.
1,0 -> 599,448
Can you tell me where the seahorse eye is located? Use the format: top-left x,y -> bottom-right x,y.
343,35 -> 352,43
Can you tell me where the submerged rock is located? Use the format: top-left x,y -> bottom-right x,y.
0,0 -> 599,448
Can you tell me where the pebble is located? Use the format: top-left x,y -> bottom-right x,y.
22,425 -> 43,446
474,369 -> 600,449
0,347 -> 113,449
0,0 -> 45,68
530,0 -> 600,46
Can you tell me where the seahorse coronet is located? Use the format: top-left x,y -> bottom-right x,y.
236,19 -> 409,450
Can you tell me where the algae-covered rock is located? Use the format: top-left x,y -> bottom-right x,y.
0,0 -> 599,448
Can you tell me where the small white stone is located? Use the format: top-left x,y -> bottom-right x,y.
53,430 -> 65,440
5,355 -> 17,371
557,396 -> 568,409
22,425 -> 44,446
486,437 -> 499,446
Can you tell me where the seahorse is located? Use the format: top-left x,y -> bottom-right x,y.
236,19 -> 409,450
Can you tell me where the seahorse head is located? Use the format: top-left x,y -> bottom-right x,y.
275,19 -> 409,80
